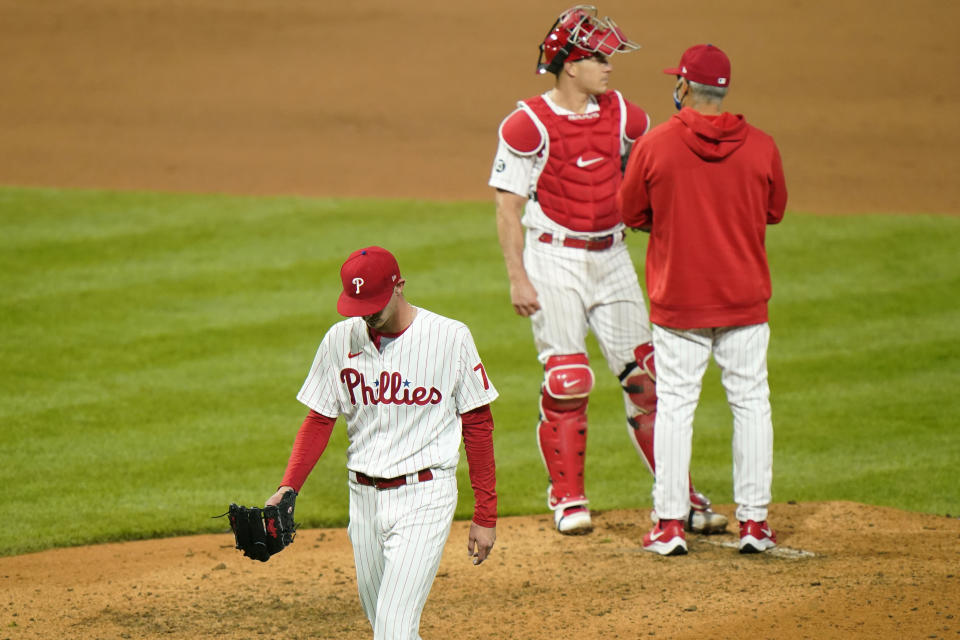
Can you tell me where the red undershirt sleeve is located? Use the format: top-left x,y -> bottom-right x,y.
461,404 -> 497,527
279,410 -> 336,492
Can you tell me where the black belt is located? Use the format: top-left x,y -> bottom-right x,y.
353,469 -> 433,490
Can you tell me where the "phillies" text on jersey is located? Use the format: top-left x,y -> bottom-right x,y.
340,368 -> 442,406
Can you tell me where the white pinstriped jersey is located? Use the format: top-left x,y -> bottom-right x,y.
297,307 -> 498,479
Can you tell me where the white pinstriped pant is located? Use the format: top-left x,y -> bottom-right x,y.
651,323 -> 774,523
524,234 -> 652,375
347,468 -> 457,640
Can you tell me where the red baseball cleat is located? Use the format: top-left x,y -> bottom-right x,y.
643,519 -> 687,556
555,505 -> 593,535
739,520 -> 777,553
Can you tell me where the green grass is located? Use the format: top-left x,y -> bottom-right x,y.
1,186 -> 958,556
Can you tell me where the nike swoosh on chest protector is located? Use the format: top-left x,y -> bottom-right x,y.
576,156 -> 604,168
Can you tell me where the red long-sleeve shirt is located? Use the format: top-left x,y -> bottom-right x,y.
619,108 -> 787,329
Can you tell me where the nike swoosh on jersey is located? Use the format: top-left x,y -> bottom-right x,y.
348,351 -> 362,358
576,156 -> 604,168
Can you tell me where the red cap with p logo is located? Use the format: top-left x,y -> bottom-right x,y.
337,247 -> 401,317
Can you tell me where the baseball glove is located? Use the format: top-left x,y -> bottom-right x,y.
225,490 -> 298,562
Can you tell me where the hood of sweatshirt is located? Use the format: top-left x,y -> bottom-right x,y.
674,108 -> 748,161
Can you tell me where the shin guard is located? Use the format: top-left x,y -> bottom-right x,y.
537,354 -> 593,510
622,344 -> 713,512
621,342 -> 657,474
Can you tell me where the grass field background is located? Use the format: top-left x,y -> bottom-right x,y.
1,186 -> 958,557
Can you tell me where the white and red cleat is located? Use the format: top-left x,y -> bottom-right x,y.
643,519 -> 688,556
688,489 -> 729,533
555,505 -> 593,535
687,508 -> 728,533
739,520 -> 777,553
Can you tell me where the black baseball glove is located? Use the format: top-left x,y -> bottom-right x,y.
226,490 -> 298,562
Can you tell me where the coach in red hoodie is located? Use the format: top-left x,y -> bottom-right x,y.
619,44 -> 787,557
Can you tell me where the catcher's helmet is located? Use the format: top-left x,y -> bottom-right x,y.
536,5 -> 640,75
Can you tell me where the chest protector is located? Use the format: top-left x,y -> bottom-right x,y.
524,91 -> 623,232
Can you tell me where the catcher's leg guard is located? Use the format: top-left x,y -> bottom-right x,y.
620,342 -> 657,474
622,343 -> 728,534
537,354 -> 594,534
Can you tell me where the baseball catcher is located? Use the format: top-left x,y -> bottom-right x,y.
223,489 -> 297,562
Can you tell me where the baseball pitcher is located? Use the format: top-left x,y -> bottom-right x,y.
265,247 -> 499,639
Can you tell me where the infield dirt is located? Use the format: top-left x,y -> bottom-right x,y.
1,2 -> 958,639
2,503 -> 959,639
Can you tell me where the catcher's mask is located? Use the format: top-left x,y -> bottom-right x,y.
536,5 -> 640,75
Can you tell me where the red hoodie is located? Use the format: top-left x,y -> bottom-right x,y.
618,108 -> 787,329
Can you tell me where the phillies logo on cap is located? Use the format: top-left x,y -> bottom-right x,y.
337,247 -> 401,317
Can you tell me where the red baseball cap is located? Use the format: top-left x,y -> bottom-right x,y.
663,44 -> 731,88
336,247 -> 401,317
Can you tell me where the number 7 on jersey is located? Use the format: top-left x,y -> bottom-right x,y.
473,362 -> 490,390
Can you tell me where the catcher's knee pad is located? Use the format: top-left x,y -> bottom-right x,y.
538,354 -> 593,509
542,354 -> 594,411
619,342 -> 657,474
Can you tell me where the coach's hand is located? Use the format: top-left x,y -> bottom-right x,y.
467,523 -> 496,565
